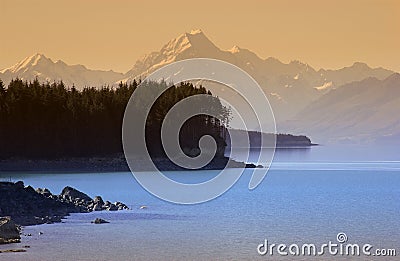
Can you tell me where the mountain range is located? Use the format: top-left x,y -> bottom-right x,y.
286,73 -> 400,144
0,54 -> 123,88
1,29 -> 398,144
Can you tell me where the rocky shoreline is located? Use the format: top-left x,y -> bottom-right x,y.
0,157 -> 259,246
0,181 -> 129,244
0,156 -> 260,173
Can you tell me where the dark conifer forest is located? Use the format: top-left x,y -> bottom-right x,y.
0,78 -> 229,159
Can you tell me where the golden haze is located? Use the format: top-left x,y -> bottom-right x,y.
1,0 -> 399,72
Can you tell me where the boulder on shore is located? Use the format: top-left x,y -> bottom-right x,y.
61,186 -> 92,202
93,196 -> 104,206
107,204 -> 118,211
0,217 -> 20,244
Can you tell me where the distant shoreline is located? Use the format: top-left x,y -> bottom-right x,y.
0,156 -> 262,173
228,144 -> 318,149
0,143 -> 319,173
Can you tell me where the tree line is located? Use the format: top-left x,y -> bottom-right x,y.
0,78 -> 229,159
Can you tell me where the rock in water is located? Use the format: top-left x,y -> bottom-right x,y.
0,249 -> 27,253
91,218 -> 109,224
0,182 -> 130,226
61,186 -> 92,202
0,217 -> 21,244
93,196 -> 104,206
14,181 -> 24,189
36,188 -> 52,197
115,202 -> 130,210
106,204 -> 118,211
92,203 -> 103,211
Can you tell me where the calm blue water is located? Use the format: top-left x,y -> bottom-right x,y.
0,145 -> 399,260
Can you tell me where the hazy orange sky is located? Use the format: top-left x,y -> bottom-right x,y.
1,0 -> 399,73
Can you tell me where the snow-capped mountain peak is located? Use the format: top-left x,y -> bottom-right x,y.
228,45 -> 241,53
119,29 -> 395,122
160,29 -> 217,56
123,29 -> 220,81
189,29 -> 203,35
1,53 -> 52,74
0,53 -> 123,89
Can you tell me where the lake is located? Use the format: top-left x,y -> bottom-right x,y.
0,145 -> 399,260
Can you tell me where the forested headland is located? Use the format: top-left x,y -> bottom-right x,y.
0,78 -> 228,159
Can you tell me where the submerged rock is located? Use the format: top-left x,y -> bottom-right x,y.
0,249 -> 27,253
91,218 -> 109,224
